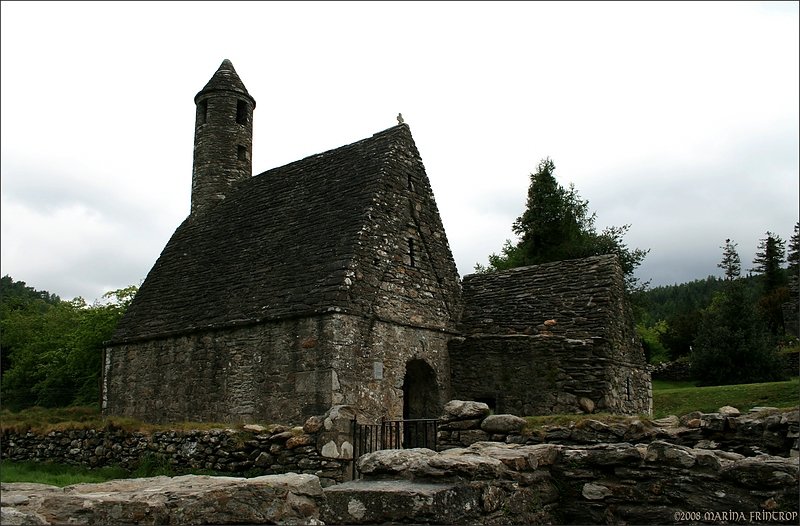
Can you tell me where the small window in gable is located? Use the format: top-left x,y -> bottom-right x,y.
236,100 -> 247,125
237,145 -> 248,161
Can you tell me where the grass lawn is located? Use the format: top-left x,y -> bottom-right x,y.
651,376 -> 799,419
0,461 -> 130,487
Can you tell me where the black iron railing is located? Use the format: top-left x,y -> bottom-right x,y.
351,417 -> 438,479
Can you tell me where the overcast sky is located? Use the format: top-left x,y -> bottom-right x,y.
1,1 -> 798,303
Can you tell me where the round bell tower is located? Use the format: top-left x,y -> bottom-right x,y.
191,59 -> 256,215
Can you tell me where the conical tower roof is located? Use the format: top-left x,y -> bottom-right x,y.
195,59 -> 256,107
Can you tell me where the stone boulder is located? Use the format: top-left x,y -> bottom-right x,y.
440,400 -> 490,422
0,473 -> 324,525
480,414 -> 527,434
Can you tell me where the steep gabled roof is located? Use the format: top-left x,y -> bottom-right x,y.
112,124 -> 423,343
457,254 -> 627,340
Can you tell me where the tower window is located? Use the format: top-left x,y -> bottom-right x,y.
198,100 -> 207,125
236,100 -> 247,125
408,238 -> 416,267
237,145 -> 248,161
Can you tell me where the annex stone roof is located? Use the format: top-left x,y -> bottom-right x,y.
112,124 -> 428,343
457,254 -> 626,340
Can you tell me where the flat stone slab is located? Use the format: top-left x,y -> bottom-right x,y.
323,479 -> 481,524
1,473 -> 324,525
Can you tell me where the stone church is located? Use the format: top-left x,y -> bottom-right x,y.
103,60 -> 651,425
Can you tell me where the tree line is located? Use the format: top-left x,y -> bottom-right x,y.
636,225 -> 798,385
0,276 -> 136,410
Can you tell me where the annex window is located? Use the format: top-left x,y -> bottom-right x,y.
236,100 -> 247,125
238,145 -> 248,161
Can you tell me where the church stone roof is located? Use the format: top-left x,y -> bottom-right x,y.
112,124 -> 435,343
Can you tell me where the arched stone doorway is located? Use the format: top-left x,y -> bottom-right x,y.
402,359 -> 438,420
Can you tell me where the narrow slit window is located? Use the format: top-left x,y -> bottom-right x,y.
237,145 -> 247,161
198,100 -> 207,125
407,173 -> 414,191
408,238 -> 416,267
236,100 -> 247,125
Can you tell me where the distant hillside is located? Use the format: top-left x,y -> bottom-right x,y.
634,274 -> 763,324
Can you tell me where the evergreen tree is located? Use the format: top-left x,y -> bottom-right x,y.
691,246 -> 785,385
787,221 -> 799,277
751,231 -> 788,335
717,239 -> 741,280
478,158 -> 649,291
751,231 -> 786,293
690,278 -> 785,385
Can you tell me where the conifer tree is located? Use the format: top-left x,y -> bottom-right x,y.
751,231 -> 786,293
717,239 -> 741,280
691,243 -> 785,385
478,157 -> 649,291
787,221 -> 799,277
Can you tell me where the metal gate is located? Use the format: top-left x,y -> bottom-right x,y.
351,418 -> 438,479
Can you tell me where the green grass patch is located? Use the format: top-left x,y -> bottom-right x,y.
0,460 -> 130,487
1,457 -> 258,486
652,377 -> 799,419
651,379 -> 699,390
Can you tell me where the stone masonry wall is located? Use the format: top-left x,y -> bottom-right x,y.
105,313 -> 452,426
104,317 -> 337,425
449,335 -> 651,415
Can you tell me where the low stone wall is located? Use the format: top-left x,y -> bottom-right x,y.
0,406 -> 357,486
329,441 -> 799,525
438,400 -> 800,458
650,358 -> 694,381
7,443 -> 797,525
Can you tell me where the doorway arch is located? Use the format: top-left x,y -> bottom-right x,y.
402,359 -> 438,420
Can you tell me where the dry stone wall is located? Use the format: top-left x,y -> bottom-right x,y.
333,441 -> 799,525
438,400 -> 800,458
1,406 -> 358,487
